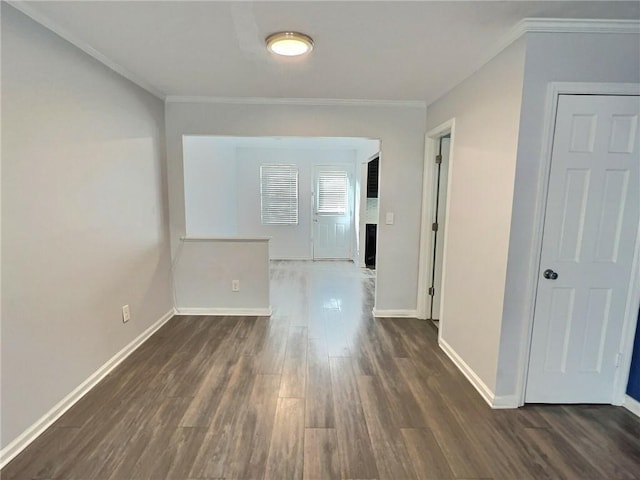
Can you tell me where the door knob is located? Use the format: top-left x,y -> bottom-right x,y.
543,269 -> 558,280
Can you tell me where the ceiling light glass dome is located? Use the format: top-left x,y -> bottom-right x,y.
266,32 -> 314,56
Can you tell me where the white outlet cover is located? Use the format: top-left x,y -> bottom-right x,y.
122,305 -> 131,323
385,212 -> 395,225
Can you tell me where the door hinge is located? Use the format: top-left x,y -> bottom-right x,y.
432,222 -> 439,232
615,353 -> 623,367
435,154 -> 442,165
428,287 -> 435,296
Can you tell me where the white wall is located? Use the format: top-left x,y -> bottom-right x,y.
165,101 -> 426,311
183,136 -> 237,236
1,4 -> 173,449
425,38 -> 526,393
174,239 -> 270,312
496,31 -> 640,399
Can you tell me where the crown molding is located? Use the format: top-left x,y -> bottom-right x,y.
519,18 -> 640,35
165,95 -> 426,108
489,18 -> 640,70
6,0 -> 165,100
7,4 -> 638,107
435,17 -> 640,108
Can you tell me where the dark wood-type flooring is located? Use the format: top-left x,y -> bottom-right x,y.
3,261 -> 640,479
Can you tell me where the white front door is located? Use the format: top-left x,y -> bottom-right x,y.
526,94 -> 640,403
313,165 -> 354,260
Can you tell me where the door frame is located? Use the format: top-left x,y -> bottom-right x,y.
518,82 -> 640,406
417,119 -> 456,328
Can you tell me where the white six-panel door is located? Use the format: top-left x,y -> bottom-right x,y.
526,94 -> 640,403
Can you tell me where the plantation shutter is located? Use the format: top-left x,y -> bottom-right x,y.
317,170 -> 348,214
260,165 -> 299,225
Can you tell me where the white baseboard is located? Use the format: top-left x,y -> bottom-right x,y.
0,308 -> 176,469
372,308 -> 418,318
439,337 -> 497,408
175,307 -> 272,316
270,256 -> 312,261
623,394 -> 640,418
491,394 -> 520,409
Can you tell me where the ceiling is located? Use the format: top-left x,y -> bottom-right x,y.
13,1 -> 640,103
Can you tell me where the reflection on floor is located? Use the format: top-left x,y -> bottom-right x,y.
3,260 -> 640,479
270,260 -> 376,358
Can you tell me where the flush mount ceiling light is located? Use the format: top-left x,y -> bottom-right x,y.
266,31 -> 314,56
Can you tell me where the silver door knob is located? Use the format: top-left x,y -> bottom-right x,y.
543,269 -> 558,280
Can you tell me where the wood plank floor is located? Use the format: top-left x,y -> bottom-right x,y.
3,260 -> 640,479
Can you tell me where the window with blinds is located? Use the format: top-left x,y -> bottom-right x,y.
260,165 -> 299,225
317,170 -> 348,214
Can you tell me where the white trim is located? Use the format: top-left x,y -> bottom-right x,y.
543,83 -> 640,96
416,134 -> 436,319
417,119 -> 455,320
492,395 -> 520,409
623,395 -> 640,418
180,236 -> 271,243
372,309 -> 418,318
519,18 -> 640,35
164,21 -> 640,111
517,83 -> 640,406
515,83 -> 563,406
439,337 -> 495,407
175,307 -> 272,317
6,5 -> 637,111
0,308 -> 176,469
484,19 -> 640,78
6,1 -> 164,99
474,20 -> 531,77
613,209 -> 640,405
463,19 -> 640,106
271,256 -> 313,261
165,95 -> 426,109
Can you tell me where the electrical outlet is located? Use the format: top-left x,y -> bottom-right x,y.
385,212 -> 395,225
232,280 -> 240,292
122,305 -> 131,323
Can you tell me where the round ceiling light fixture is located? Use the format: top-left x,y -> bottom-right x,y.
266,31 -> 314,57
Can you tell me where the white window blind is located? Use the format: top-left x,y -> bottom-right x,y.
260,165 -> 299,225
317,171 -> 348,214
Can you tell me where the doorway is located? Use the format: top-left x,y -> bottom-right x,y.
418,120 -> 455,325
525,93 -> 640,403
428,135 -> 450,323
364,156 -> 379,269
